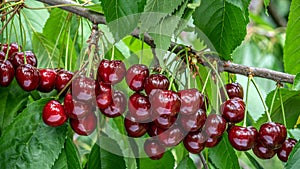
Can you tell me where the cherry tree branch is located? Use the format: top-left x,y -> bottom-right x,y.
36,0 -> 296,84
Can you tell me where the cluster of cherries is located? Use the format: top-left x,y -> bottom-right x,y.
0,42 -> 297,162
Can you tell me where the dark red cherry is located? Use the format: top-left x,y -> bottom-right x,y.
124,115 -> 149,137
205,136 -> 222,148
178,88 -> 203,115
70,112 -> 97,136
70,100 -> 92,119
144,138 -> 165,160
42,100 -> 67,127
221,97 -> 245,123
252,142 -> 276,159
144,74 -> 170,95
153,114 -> 177,130
72,76 -> 97,103
277,138 -> 298,162
126,64 -> 149,91
183,130 -> 207,154
258,122 -> 287,149
37,69 -> 57,93
2,43 -> 21,58
9,51 -> 37,69
150,89 -> 181,117
0,60 -> 14,87
221,82 -> 244,100
100,90 -> 126,118
228,126 -> 258,151
147,123 -> 165,137
204,113 -> 226,138
128,93 -> 151,122
96,81 -> 113,109
64,93 -> 74,116
158,125 -> 185,147
179,109 -> 207,132
15,64 -> 40,91
0,51 -> 5,60
55,69 -> 73,93
97,59 -> 126,85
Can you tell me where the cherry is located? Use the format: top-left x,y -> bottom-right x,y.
150,89 -> 181,117
126,64 -> 149,91
204,113 -> 226,138
37,68 -> 57,93
70,112 -> 97,136
9,51 -> 37,69
55,69 -> 73,93
15,64 -> 40,91
221,97 -> 245,123
64,93 -> 74,116
258,122 -> 287,149
72,76 -> 97,103
128,93 -> 151,122
147,123 -> 165,137
205,136 -> 222,148
70,100 -> 92,119
221,82 -> 244,100
124,115 -> 149,137
100,90 -> 126,118
179,108 -> 207,132
252,142 -> 276,159
0,51 -> 5,60
158,125 -> 185,147
96,81 -> 113,109
277,138 -> 297,162
178,88 -> 204,115
2,43 -> 21,58
97,59 -> 126,85
42,100 -> 67,127
228,126 -> 258,151
183,130 -> 207,154
153,114 -> 177,130
144,74 -> 170,95
0,60 -> 15,87
144,138 -> 165,160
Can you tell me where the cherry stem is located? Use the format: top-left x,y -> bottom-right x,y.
167,60 -> 184,90
199,153 -> 209,169
185,49 -> 191,89
87,44 -> 96,77
24,2 -> 90,10
201,69 -> 211,94
269,86 -> 279,115
111,45 -> 115,60
0,5 -> 19,36
140,34 -> 144,64
251,77 -> 272,122
0,1 -> 23,11
279,87 -> 287,127
243,75 -> 251,127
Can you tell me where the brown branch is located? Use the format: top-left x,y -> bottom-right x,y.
36,0 -> 295,84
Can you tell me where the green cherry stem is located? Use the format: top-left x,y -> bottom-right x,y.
87,44 -> 96,77
279,87 -> 287,127
185,49 -> 191,89
269,85 -> 279,115
201,69 -> 211,94
251,77 -> 272,122
140,34 -> 144,64
243,75 -> 251,127
111,45 -> 115,60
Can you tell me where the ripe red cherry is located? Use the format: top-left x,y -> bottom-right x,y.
205,136 -> 222,148
72,76 -> 97,103
37,69 -> 57,93
147,123 -> 165,137
55,69 -> 73,93
277,138 -> 298,162
2,42 -> 21,58
42,100 -> 67,127
204,113 -> 227,138
153,114 -> 177,130
221,97 -> 245,123
179,108 -> 207,132
124,115 -> 149,137
183,130 -> 207,154
0,51 -> 5,60
252,142 -> 276,159
0,60 -> 15,87
97,59 -> 126,85
158,125 -> 185,147
128,93 -> 151,122
144,138 -> 165,160
96,81 -> 113,109
70,112 -> 97,136
9,51 -> 37,69
126,64 -> 149,91
144,74 -> 170,95
178,88 -> 204,115
100,90 -> 126,117
258,122 -> 287,149
150,89 -> 181,117
221,82 -> 244,100
15,64 -> 40,91
228,126 -> 258,151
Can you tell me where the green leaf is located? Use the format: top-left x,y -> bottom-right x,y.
284,141 -> 300,169
139,151 -> 175,169
87,136 -> 126,169
292,73 -> 300,90
101,0 -> 140,41
52,137 -> 82,169
193,0 -> 250,60
256,88 -> 300,129
176,156 -> 197,169
284,0 -> 300,75
208,133 -> 240,169
244,152 -> 264,169
0,99 -> 67,169
83,3 -> 104,14
0,79 -> 29,135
